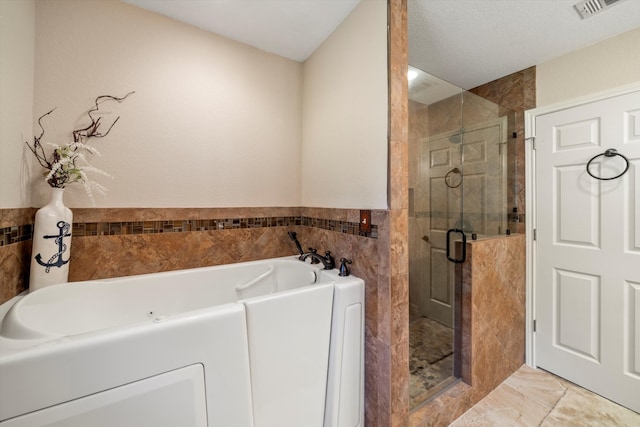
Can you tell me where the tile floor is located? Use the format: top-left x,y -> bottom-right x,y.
409,317 -> 454,408
450,365 -> 640,426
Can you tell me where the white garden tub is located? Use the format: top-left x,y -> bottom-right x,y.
0,256 -> 364,427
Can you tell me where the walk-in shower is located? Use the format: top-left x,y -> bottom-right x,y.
407,66 -> 516,408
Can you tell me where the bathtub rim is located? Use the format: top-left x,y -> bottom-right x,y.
0,256 -> 331,343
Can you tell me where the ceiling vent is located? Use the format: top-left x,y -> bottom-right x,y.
574,0 -> 623,19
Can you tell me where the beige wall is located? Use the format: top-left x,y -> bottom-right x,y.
0,0 -> 35,209
302,0 -> 388,209
537,27 -> 640,106
29,0 -> 303,208
2,0 -> 388,211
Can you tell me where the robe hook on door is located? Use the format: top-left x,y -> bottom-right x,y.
586,148 -> 629,180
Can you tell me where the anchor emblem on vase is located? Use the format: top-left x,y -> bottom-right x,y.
35,221 -> 72,273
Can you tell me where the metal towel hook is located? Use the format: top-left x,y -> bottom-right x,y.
445,167 -> 462,188
586,148 -> 629,181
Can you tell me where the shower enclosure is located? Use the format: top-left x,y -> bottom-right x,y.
408,66 -> 516,407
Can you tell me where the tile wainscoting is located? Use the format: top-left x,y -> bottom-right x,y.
0,208 -> 36,303
0,206 -> 378,296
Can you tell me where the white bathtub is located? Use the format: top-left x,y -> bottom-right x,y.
0,256 -> 364,427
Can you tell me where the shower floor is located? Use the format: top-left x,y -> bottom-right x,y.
409,316 -> 454,408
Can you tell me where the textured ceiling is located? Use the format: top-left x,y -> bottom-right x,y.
122,0 -> 360,62
123,0 -> 640,90
409,0 -> 640,89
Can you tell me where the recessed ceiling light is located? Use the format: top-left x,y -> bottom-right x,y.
407,69 -> 418,81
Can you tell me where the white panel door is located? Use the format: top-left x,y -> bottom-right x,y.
535,89 -> 640,412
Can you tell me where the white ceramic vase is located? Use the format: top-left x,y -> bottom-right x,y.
29,187 -> 73,292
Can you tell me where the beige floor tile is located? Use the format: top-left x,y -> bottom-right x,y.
450,405 -> 526,426
478,383 -> 553,425
541,383 -> 640,427
501,365 -> 567,411
451,365 -> 640,427
451,371 -> 560,426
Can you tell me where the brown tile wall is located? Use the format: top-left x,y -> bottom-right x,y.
0,207 -> 379,292
300,207 -> 388,426
409,234 -> 526,426
386,0 -> 410,426
0,209 -> 36,302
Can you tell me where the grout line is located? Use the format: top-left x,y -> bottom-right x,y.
537,386 -> 568,426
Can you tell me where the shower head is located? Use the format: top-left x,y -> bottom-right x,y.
449,130 -> 463,144
287,231 -> 304,256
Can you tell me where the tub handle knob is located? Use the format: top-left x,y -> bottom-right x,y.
338,258 -> 352,277
324,251 -> 335,269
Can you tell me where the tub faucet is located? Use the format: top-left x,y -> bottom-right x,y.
299,250 -> 335,270
305,247 -> 321,264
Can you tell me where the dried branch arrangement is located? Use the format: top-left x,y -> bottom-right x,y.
25,91 -> 134,199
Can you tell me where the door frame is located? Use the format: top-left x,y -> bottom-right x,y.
524,81 -> 640,367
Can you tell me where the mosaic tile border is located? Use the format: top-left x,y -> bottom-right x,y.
0,225 -> 33,247
413,211 -> 523,227
73,216 -> 302,236
302,217 -> 377,238
1,216 -> 377,246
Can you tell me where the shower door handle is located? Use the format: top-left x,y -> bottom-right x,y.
446,228 -> 467,264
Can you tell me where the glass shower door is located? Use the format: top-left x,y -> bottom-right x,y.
408,74 -> 465,406
408,66 -> 513,408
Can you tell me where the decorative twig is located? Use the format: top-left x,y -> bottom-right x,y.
26,108 -> 56,170
72,91 -> 135,143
